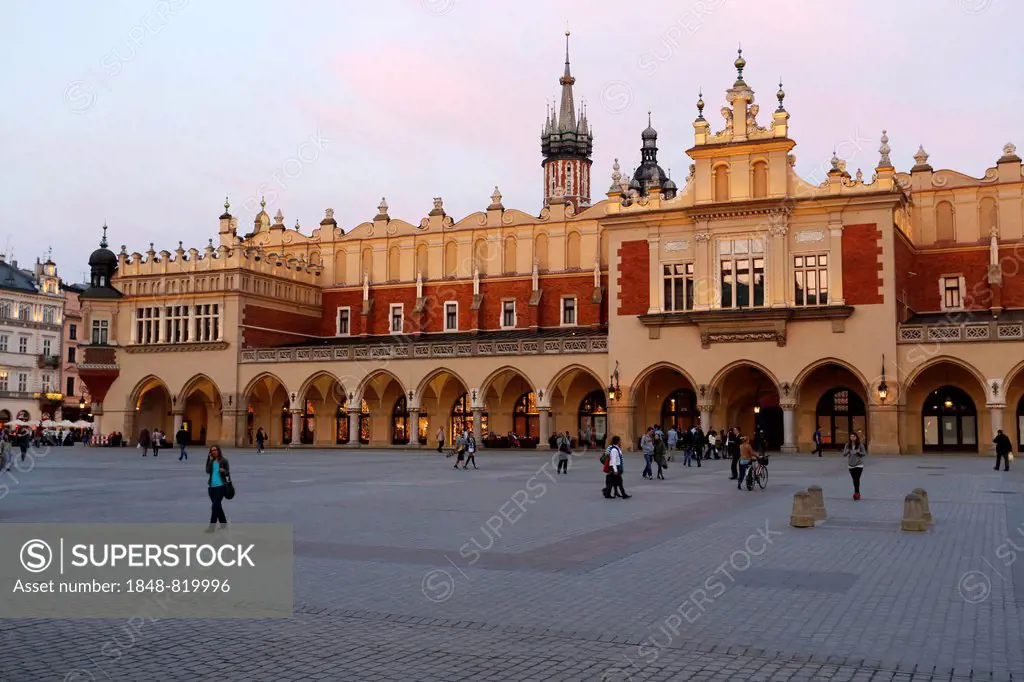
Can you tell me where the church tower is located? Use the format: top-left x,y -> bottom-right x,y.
540,30 -> 593,211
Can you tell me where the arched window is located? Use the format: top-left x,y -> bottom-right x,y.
980,197 -> 998,236
513,391 -> 539,439
661,389 -> 698,431
713,165 -> 730,202
503,236 -> 517,274
752,161 -> 768,198
815,387 -> 867,448
474,238 -> 488,275
566,231 -> 581,270
450,392 -> 487,443
444,241 -> 458,278
935,201 -> 955,242
392,396 -> 409,445
922,385 -> 977,451
565,163 -> 574,195
388,246 -> 401,282
416,243 -> 429,279
535,233 -> 549,272
334,250 -> 347,285
578,390 -> 608,447
361,247 -> 373,281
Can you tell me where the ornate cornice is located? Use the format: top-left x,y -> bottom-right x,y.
123,341 -> 229,354
686,202 -> 792,223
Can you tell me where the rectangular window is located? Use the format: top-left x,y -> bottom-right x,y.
66,376 -> 75,397
718,239 -> 765,309
336,307 -> 351,336
18,337 -> 28,354
390,304 -> 404,334
193,304 -> 221,342
42,339 -> 51,357
941,276 -> 964,310
561,297 -> 577,326
91,319 -> 109,345
165,305 -> 189,343
794,254 -> 829,306
43,307 -> 55,324
501,300 -> 516,328
663,263 -> 695,312
0,302 -> 10,318
41,373 -> 51,391
17,373 -> 27,392
136,307 -> 160,344
69,323 -> 77,341
17,304 -> 31,320
0,334 -> 7,352
67,346 -> 76,363
444,302 -> 458,332
0,374 -> 7,391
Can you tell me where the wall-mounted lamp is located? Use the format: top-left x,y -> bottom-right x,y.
608,361 -> 620,401
877,355 -> 889,403
78,395 -> 87,410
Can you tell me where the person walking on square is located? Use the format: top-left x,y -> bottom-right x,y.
255,427 -> 266,454
666,426 -> 678,461
556,431 -> 571,474
176,424 -> 189,461
813,425 -> 824,457
843,432 -> 867,500
606,436 -> 630,499
993,429 -> 1012,472
152,429 -> 163,457
693,426 -> 705,466
138,427 -> 151,457
653,432 -> 667,480
1,432 -> 11,471
205,445 -> 230,532
707,429 -> 717,459
463,432 -> 478,469
453,430 -> 467,468
436,426 -> 445,454
640,428 -> 655,479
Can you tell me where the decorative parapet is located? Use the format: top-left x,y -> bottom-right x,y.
898,321 -> 1022,344
116,242 -> 322,284
239,335 -> 607,364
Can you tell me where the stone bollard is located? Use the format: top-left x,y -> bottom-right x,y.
901,493 -> 928,532
790,491 -> 815,528
806,484 -> 827,521
912,488 -> 933,524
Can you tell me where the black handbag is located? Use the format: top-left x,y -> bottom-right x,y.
223,473 -> 236,500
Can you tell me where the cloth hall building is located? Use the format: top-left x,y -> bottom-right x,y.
77,48 -> 1024,455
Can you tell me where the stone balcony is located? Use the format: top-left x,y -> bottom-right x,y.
36,354 -> 60,369
240,328 -> 608,364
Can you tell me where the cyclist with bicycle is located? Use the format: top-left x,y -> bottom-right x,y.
737,443 -> 756,491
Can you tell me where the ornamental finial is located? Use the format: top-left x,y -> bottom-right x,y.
696,89 -> 705,120
734,45 -> 746,85
878,130 -> 892,168
776,79 -> 785,111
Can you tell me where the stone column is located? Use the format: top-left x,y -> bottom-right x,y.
693,223 -> 713,310
472,408 -> 483,445
607,401 -> 634,450
348,410 -> 360,447
828,216 -> 845,305
988,403 -> 1005,454
172,412 -> 183,434
537,407 -> 551,448
408,409 -> 420,447
290,409 -> 301,448
781,404 -> 796,453
697,404 -> 714,434
646,237 -> 662,314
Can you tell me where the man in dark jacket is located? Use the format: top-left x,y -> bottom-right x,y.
176,425 -> 190,461
728,427 -> 744,480
993,429 -> 1012,472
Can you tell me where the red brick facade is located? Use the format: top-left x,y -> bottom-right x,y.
242,304 -> 320,348
841,223 -> 883,305
617,240 -> 649,315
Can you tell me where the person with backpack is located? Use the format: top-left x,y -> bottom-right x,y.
601,436 -> 630,499
556,431 -> 571,474
993,429 -> 1012,472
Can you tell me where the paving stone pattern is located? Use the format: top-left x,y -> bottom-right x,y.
0,446 -> 1021,681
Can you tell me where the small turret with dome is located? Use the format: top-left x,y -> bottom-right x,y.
629,111 -> 676,199
82,224 -> 122,299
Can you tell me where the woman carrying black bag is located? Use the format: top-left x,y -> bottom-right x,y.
205,445 -> 231,532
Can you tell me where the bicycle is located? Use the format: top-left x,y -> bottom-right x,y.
745,455 -> 768,490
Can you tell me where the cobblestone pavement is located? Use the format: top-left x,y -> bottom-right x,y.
0,445 -> 1021,681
